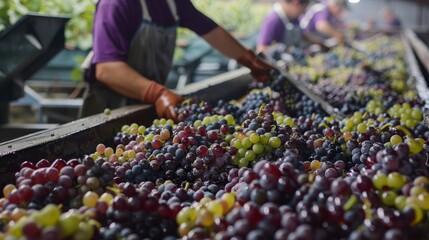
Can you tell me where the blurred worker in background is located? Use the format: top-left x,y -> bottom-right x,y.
257,0 -> 310,53
80,0 -> 272,120
257,0 -> 330,55
382,7 -> 402,33
300,0 -> 349,45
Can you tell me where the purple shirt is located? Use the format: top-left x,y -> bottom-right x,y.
257,10 -> 299,46
86,0 -> 218,82
301,4 -> 335,34
386,18 -> 401,30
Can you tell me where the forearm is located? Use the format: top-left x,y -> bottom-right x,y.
316,21 -> 344,43
201,26 -> 247,60
303,31 -> 325,45
95,61 -> 152,101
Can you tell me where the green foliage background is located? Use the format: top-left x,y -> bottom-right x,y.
0,0 -> 96,50
0,0 -> 270,49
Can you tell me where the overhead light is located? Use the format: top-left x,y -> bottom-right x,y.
349,0 -> 360,3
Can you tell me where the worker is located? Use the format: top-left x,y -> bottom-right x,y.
382,7 -> 402,33
257,0 -> 331,55
257,0 -> 310,53
300,0 -> 349,45
80,0 -> 272,120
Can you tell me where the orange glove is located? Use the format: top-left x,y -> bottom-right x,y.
142,81 -> 183,121
237,49 -> 272,82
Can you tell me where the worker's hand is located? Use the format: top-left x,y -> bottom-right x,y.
142,81 -> 183,121
155,89 -> 183,121
237,49 -> 272,82
333,33 -> 346,44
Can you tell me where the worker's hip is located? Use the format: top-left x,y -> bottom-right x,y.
79,82 -> 140,118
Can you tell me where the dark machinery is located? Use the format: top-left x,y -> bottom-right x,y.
0,13 -> 71,124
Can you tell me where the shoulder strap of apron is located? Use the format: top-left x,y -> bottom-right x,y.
139,0 -> 179,22
300,3 -> 326,29
273,2 -> 290,28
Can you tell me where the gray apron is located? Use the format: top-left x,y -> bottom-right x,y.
273,2 -> 302,48
80,0 -> 178,117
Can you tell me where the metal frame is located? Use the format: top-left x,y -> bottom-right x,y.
402,28 -> 429,108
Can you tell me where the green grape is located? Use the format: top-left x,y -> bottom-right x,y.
238,158 -> 249,167
59,211 -> 81,237
310,160 -> 321,171
410,186 -> 426,197
394,195 -> 406,210
207,201 -> 223,216
224,134 -> 233,144
260,133 -> 272,144
252,143 -> 264,154
176,207 -> 198,224
82,191 -> 99,208
137,125 -> 146,135
413,176 -> 429,186
121,124 -> 130,133
237,148 -> 247,158
202,117 -> 211,125
249,133 -> 260,144
75,222 -> 94,240
225,114 -> 235,125
276,115 -> 284,124
417,192 -> 429,210
166,119 -> 174,125
99,193 -> 113,204
405,119 -> 417,128
344,119 -> 354,130
232,138 -> 243,149
193,120 -> 202,128
241,137 -> 252,149
381,191 -> 397,206
244,150 -> 256,162
3,184 -> 16,198
196,209 -> 214,227
390,135 -> 403,145
268,137 -> 282,148
411,108 -> 422,120
356,123 -> 367,134
221,193 -> 235,209
40,204 -> 61,227
178,222 -> 191,237
407,138 -> 423,154
283,117 -> 295,127
103,108 -> 111,115
387,172 -> 406,190
9,217 -> 26,237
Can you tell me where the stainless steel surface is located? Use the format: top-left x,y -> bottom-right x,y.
259,53 -> 344,119
402,29 -> 429,108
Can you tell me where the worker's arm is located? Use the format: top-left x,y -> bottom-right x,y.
315,20 -> 345,43
96,61 -> 152,101
201,26 -> 248,60
95,61 -> 182,120
201,26 -> 272,82
303,31 -> 325,46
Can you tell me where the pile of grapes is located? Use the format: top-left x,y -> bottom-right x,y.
286,35 -> 423,115
1,35 -> 429,240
